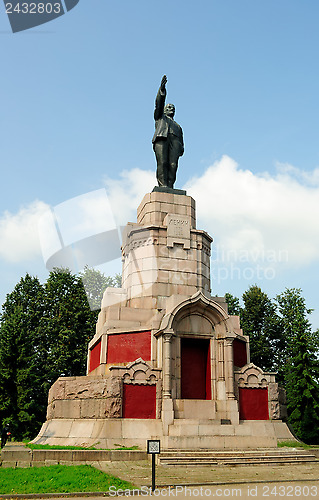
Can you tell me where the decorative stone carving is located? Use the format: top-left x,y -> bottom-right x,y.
109,359 -> 162,418
109,358 -> 161,385
158,291 -> 229,334
234,363 -> 288,420
235,363 -> 275,389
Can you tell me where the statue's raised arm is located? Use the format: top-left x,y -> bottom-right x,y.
152,75 -> 184,189
154,75 -> 167,121
161,74 -> 167,91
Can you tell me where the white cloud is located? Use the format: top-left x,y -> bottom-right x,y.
2,158 -> 319,272
184,155 -> 319,268
276,161 -> 319,187
0,171 -> 156,267
53,189 -> 117,246
103,168 -> 156,227
98,158 -> 319,269
0,201 -> 50,263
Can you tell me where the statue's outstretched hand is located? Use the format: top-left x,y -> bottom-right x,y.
160,75 -> 167,91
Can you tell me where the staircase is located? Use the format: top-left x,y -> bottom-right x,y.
159,449 -> 318,466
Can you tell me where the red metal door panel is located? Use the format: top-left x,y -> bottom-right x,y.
239,387 -> 269,420
107,331 -> 151,363
181,338 -> 210,399
89,340 -> 101,372
122,384 -> 156,419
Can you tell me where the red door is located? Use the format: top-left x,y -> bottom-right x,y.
122,384 -> 156,418
181,338 -> 211,399
239,387 -> 269,420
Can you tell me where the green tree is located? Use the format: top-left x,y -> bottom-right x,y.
39,269 -> 97,392
276,288 -> 319,444
225,293 -> 240,316
0,275 -> 45,440
240,285 -> 284,373
0,268 -> 120,440
79,266 -> 121,311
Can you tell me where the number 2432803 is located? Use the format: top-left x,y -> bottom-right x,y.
263,485 -> 317,496
6,3 -> 62,14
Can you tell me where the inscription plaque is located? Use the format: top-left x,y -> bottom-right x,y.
164,214 -> 191,249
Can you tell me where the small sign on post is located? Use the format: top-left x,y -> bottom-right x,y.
147,439 -> 161,492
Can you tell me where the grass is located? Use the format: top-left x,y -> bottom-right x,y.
26,442 -> 139,451
0,464 -> 134,494
277,440 -> 314,449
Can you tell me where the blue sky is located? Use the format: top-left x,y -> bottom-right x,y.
1,0 -> 319,329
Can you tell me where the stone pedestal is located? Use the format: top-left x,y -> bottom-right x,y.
33,188 -> 291,450
122,190 -> 212,308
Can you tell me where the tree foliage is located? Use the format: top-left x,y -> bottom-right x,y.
0,274 -> 45,439
0,267 -> 118,440
276,288 -> 319,444
79,266 -> 121,311
224,293 -> 240,316
228,286 -> 284,373
226,285 -> 319,443
38,269 -> 96,392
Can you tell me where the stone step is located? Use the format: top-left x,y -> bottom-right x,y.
167,420 -> 285,441
163,434 -> 278,449
160,458 -> 316,466
159,449 -> 318,466
169,424 -> 235,436
168,422 -> 273,437
172,419 -> 221,425
160,448 -> 306,456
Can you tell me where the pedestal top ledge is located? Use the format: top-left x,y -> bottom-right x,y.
137,190 -> 196,228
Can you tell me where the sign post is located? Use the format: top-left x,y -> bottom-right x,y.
147,439 -> 160,492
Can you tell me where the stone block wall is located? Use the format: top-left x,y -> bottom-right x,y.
47,376 -> 122,420
137,191 -> 196,228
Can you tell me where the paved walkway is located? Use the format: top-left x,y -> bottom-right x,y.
97,459 -> 319,488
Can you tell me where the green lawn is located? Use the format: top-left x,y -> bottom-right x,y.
277,440 -> 314,449
26,442 -> 139,451
0,465 -> 134,494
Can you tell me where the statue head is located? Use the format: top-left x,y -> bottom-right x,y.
164,103 -> 175,118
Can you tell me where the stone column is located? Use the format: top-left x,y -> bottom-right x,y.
162,331 -> 174,398
162,329 -> 175,436
225,339 -> 236,399
217,339 -> 225,380
216,338 -> 226,400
